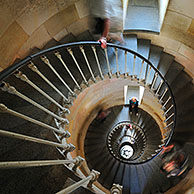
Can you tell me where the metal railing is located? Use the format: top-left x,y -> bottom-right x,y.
0,41 -> 176,192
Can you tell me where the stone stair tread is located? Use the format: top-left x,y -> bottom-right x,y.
122,164 -> 131,194
76,30 -> 95,41
164,61 -> 184,85
59,33 -> 77,44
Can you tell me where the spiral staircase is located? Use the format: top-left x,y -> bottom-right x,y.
0,31 -> 194,194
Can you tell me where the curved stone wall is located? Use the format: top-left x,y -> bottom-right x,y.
0,0 -> 89,70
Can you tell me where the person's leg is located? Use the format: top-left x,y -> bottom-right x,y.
129,104 -> 132,114
134,104 -> 138,115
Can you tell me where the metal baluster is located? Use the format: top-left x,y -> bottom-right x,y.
132,55 -> 136,79
110,184 -> 123,194
0,82 -> 68,124
155,80 -> 164,96
159,88 -> 168,103
72,156 -> 85,171
56,170 -> 100,194
0,129 -> 74,150
151,73 -> 158,90
164,104 -> 174,115
139,60 -> 144,82
145,66 -> 152,85
41,56 -> 74,95
28,62 -> 68,101
164,113 -> 174,122
0,157 -> 84,169
0,104 -> 70,137
162,96 -> 171,109
164,121 -> 174,129
104,48 -> 112,78
114,48 -> 119,77
54,51 -> 81,90
15,71 -> 69,112
124,50 -> 127,78
91,46 -> 104,79
80,46 -> 96,82
67,48 -> 88,85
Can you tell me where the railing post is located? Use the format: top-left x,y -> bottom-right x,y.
14,71 -> 68,112
159,88 -> 168,103
28,62 -> 68,101
41,55 -> 75,95
54,51 -> 82,90
104,48 -> 112,78
56,170 -> 100,194
155,80 -> 164,96
0,128 -> 73,150
67,48 -> 88,85
0,158 -> 81,169
151,72 -> 158,90
91,46 -> 104,79
114,48 -> 120,77
132,55 -> 136,79
80,46 -> 96,82
124,50 -> 127,78
72,156 -> 84,171
0,82 -> 69,124
139,60 -> 144,81
110,183 -> 123,194
0,104 -> 70,137
162,96 -> 171,109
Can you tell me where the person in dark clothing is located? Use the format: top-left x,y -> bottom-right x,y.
129,97 -> 139,116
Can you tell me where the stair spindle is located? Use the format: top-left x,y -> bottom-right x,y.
104,48 -> 112,78
80,46 -> 96,82
28,62 -> 68,101
54,51 -> 81,90
67,48 -> 88,85
41,55 -> 75,95
91,46 -> 104,79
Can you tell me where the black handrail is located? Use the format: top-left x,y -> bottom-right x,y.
0,41 -> 176,152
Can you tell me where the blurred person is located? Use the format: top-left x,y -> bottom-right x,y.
160,143 -> 189,178
96,108 -> 111,123
89,0 -> 124,48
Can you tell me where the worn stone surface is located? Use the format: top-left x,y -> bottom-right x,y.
187,19 -> 194,36
66,16 -> 89,36
161,24 -> 194,50
0,21 -> 29,69
53,0 -> 79,11
17,25 -> 52,58
75,0 -> 89,18
164,10 -> 192,32
44,4 -> 79,37
53,28 -> 68,42
0,0 -> 29,37
137,32 -> 181,52
168,0 -> 194,18
178,44 -> 194,62
16,0 -> 58,35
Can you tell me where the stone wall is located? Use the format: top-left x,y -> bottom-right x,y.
0,0 -> 89,70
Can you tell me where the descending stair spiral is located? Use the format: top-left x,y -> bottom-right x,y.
0,32 -> 193,194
